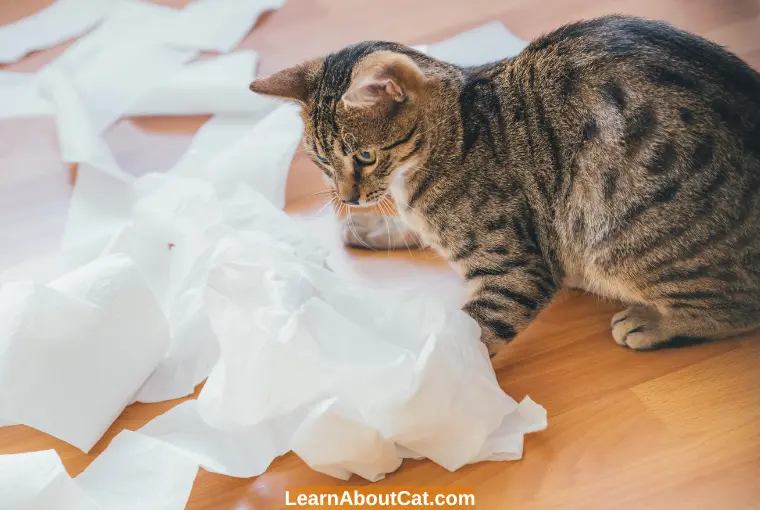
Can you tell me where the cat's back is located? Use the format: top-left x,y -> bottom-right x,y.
523,15 -> 760,111
500,15 -> 760,300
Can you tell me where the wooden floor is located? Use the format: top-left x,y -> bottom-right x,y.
1,0 -> 760,509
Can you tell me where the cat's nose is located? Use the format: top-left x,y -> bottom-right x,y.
341,195 -> 360,205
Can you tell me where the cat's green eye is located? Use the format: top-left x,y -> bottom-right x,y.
355,150 -> 376,165
315,154 -> 329,165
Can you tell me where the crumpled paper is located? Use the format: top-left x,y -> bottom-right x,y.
168,103 -> 304,209
0,10 -> 541,508
139,400 -> 302,478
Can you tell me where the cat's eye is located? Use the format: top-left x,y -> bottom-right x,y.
314,154 -> 330,165
354,150 -> 376,165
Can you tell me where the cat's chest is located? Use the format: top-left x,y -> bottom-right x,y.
390,172 -> 441,248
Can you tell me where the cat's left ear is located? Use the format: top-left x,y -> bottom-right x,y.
341,51 -> 426,109
249,58 -> 323,105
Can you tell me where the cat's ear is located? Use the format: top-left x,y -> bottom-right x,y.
341,51 -> 426,109
249,58 -> 322,105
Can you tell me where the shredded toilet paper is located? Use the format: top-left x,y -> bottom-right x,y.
0,7 -> 539,508
0,0 -> 286,121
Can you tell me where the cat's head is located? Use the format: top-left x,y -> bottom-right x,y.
250,42 -> 433,206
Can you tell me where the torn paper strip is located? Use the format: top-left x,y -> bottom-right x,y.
427,20 -> 527,66
42,0 -> 180,76
31,1 -> 197,132
0,0 -> 121,64
0,72 -> 53,119
128,51 -> 280,118
61,164 -> 134,253
37,69 -> 124,175
69,42 -> 197,132
75,430 -> 198,510
164,0 -> 287,53
0,435 -> 198,510
1,53 -> 276,120
0,450 -> 100,510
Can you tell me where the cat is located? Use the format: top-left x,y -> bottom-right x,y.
249,15 -> 760,358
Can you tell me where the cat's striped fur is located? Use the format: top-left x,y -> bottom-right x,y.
250,15 -> 760,357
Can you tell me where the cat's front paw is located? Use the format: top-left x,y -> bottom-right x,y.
611,306 -> 668,350
340,212 -> 423,251
478,328 -> 512,359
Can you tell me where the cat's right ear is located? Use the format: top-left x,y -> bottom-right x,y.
249,58 -> 322,105
341,51 -> 426,110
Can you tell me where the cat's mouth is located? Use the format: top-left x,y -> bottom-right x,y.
359,190 -> 392,207
333,188 -> 390,208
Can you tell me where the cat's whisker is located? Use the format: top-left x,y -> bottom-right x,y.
311,189 -> 336,197
377,199 -> 393,259
381,197 -> 424,258
314,194 -> 338,217
378,197 -> 405,257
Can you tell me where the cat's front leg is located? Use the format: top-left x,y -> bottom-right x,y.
340,211 -> 426,251
462,262 -> 558,358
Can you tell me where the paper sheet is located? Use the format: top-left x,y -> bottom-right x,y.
0,0 -> 121,64
0,432 -> 199,510
0,450 -> 100,510
76,431 -> 198,510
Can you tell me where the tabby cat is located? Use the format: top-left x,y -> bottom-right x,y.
249,15 -> 760,358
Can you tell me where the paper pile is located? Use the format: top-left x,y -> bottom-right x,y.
0,3 -> 540,506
